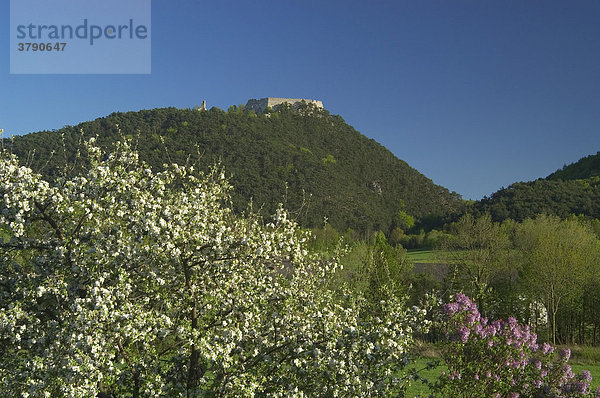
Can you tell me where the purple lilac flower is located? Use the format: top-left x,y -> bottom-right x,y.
542,343 -> 554,354
570,381 -> 588,394
459,327 -> 470,343
561,364 -> 574,381
529,340 -> 538,350
441,294 -> 596,398
444,302 -> 459,316
559,348 -> 571,361
465,312 -> 480,325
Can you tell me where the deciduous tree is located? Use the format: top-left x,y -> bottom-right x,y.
441,214 -> 510,316
0,140 -> 425,397
517,215 -> 600,345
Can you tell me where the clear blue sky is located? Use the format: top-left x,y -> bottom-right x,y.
2,0 -> 599,200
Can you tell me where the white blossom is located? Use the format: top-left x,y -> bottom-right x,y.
0,139 -> 427,397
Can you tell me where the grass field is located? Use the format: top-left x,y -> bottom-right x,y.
404,357 -> 446,397
405,249 -> 459,264
406,249 -> 439,263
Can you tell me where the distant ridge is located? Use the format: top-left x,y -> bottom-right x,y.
474,149 -> 600,222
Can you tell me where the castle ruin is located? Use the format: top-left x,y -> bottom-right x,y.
245,97 -> 324,113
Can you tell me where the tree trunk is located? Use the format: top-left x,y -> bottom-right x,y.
187,302 -> 199,396
133,370 -> 140,398
184,260 -> 199,396
552,306 -> 557,345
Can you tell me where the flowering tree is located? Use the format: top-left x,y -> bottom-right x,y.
0,140 -> 425,397
435,293 -> 598,398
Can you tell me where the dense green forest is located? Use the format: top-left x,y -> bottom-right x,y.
6,100 -> 600,232
473,151 -> 600,222
473,178 -> 600,222
3,103 -> 463,234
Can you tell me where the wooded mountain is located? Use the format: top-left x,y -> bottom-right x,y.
474,150 -> 600,222
4,104 -> 463,233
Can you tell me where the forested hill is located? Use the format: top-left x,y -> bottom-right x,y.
4,104 -> 463,233
547,151 -> 600,181
474,149 -> 600,222
473,178 -> 600,222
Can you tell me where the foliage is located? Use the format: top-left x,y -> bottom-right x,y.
333,232 -> 414,306
474,178 -> 600,222
395,209 -> 415,232
3,105 -> 464,235
516,215 -> 600,345
0,140 -> 427,397
475,149 -> 600,222
440,214 -> 510,316
421,213 -> 600,347
364,232 -> 412,303
400,230 -> 426,249
548,151 -> 600,181
308,223 -> 340,252
435,294 -> 599,398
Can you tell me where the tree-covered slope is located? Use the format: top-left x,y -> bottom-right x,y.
473,178 -> 600,222
547,151 -> 600,181
4,104 -> 463,232
474,149 -> 600,222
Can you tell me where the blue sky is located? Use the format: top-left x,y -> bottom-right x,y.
1,1 -> 599,200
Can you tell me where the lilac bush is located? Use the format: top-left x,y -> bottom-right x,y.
435,293 -> 599,398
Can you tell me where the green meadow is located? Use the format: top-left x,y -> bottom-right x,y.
406,249 -> 440,264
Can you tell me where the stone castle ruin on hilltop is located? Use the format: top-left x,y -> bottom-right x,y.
245,97 -> 324,113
